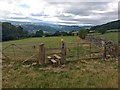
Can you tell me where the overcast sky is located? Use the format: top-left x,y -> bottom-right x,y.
0,0 -> 119,26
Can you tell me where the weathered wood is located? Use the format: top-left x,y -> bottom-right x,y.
38,43 -> 45,65
2,52 -> 10,60
103,42 -> 106,59
12,44 -> 15,60
90,43 -> 92,58
61,48 -> 66,64
47,56 -> 52,59
32,62 -> 37,66
60,40 -> 66,64
77,43 -> 79,60
47,56 -> 52,64
54,54 -> 61,60
50,59 -> 57,63
22,54 -> 37,63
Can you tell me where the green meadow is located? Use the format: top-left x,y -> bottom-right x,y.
2,35 -> 118,88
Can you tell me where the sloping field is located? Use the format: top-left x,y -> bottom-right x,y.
2,36 -> 118,88
2,36 -> 77,48
94,32 -> 118,42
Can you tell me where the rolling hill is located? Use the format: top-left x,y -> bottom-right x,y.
7,21 -> 91,33
21,24 -> 91,33
90,20 -> 120,31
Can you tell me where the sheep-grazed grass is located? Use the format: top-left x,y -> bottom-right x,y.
2,59 -> 118,88
2,36 -> 118,88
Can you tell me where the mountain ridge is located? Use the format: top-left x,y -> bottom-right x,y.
90,20 -> 120,31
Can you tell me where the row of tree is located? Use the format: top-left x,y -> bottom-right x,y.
31,30 -> 75,37
2,22 -> 77,41
2,22 -> 29,41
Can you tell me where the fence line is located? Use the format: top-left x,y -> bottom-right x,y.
2,39 -> 118,65
86,35 -> 119,59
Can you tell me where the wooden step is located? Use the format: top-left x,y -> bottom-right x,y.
50,59 -> 57,63
47,56 -> 52,59
54,54 -> 61,60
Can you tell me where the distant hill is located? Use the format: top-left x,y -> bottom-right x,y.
1,20 -> 92,33
90,20 -> 120,31
4,21 -> 91,33
21,24 -> 91,33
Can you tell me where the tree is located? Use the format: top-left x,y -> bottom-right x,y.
2,22 -> 29,41
61,32 -> 68,36
54,31 -> 61,36
98,29 -> 106,34
78,29 -> 88,39
68,30 -> 74,36
35,30 -> 44,37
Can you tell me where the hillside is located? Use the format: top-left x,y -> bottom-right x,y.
1,21 -> 91,33
2,22 -> 29,41
21,24 -> 91,33
90,20 -> 120,31
7,21 -> 91,33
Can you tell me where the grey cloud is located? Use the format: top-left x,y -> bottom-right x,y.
31,13 -> 44,16
62,2 -> 109,15
54,2 -> 118,25
5,1 -> 118,26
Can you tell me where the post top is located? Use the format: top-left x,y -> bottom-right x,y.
40,43 -> 44,46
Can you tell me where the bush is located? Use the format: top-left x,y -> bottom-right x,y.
98,29 -> 106,34
78,29 -> 88,39
35,30 -> 44,37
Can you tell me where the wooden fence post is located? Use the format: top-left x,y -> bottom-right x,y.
115,43 -> 118,60
90,42 -> 92,58
77,43 -> 79,60
12,44 -> 15,60
61,41 -> 66,64
38,43 -> 45,65
103,42 -> 106,60
61,48 -> 66,64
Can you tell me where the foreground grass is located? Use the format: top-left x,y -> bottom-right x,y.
2,59 -> 118,88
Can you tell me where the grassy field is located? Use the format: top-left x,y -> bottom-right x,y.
2,36 -> 118,88
3,59 -> 118,88
2,36 -> 78,61
93,32 -> 118,42
2,36 -> 77,48
2,36 -> 101,61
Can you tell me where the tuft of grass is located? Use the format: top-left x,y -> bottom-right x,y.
2,59 -> 118,88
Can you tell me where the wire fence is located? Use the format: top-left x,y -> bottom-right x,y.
65,42 -> 103,61
86,35 -> 119,59
2,44 -> 39,61
2,39 -> 118,63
